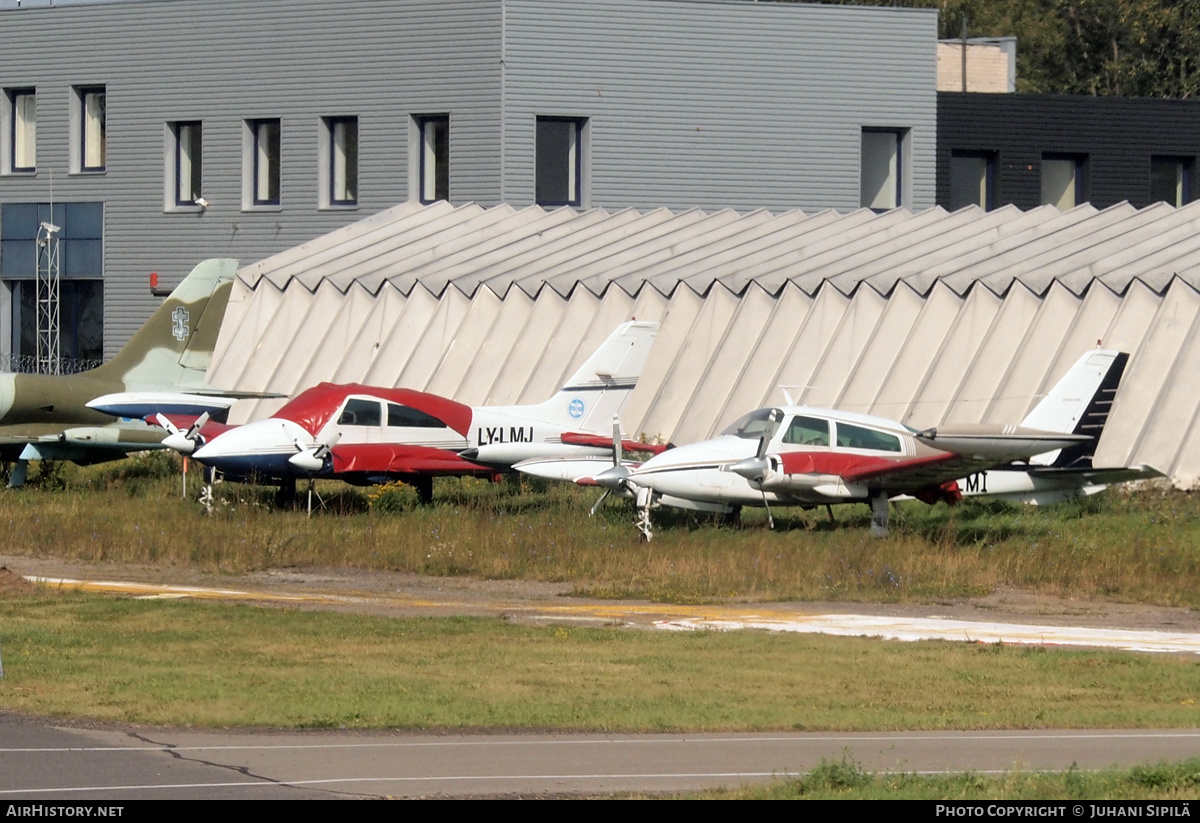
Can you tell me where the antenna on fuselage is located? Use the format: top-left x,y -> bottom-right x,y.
778,385 -> 815,406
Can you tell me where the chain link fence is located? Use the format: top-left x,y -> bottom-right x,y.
0,354 -> 103,374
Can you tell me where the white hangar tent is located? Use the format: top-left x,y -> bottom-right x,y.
207,200 -> 1200,487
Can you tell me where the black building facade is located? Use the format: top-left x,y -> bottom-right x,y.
937,93 -> 1200,211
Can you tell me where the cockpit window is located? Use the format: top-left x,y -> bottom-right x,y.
721,408 -> 780,439
337,398 -> 383,427
834,422 -> 902,452
387,403 -> 448,429
781,415 -> 830,446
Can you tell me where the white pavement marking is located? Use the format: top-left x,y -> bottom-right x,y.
2,772 -> 779,795
655,614 -> 1200,655
6,730 -> 1200,754
28,574 -> 1200,655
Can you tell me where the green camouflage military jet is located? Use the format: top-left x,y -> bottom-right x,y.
0,258 -> 248,486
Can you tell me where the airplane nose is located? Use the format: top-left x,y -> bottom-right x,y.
162,430 -> 197,455
193,418 -> 310,478
593,464 -> 631,491
729,456 -> 768,483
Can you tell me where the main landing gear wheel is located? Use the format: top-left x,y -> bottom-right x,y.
635,487 -> 655,542
412,474 -> 434,505
869,490 -> 890,537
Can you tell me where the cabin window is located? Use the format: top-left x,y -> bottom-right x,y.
781,416 -> 830,446
337,398 -> 382,427
834,422 -> 902,453
387,403 -> 447,428
722,408 -> 779,440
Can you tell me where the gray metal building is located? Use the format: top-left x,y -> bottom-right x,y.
0,0 -> 937,363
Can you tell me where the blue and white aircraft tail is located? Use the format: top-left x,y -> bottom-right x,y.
482,320 -> 658,431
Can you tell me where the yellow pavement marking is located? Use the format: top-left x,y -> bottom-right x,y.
30,575 -> 1200,654
25,575 -> 793,623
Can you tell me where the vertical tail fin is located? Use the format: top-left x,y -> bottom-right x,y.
1021,349 -> 1128,468
90,258 -> 238,389
503,321 -> 659,430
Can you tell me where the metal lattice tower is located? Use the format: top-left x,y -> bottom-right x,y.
35,220 -> 61,375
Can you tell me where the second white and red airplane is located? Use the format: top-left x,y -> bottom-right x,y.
517,349 -> 1160,538
155,321 -> 664,503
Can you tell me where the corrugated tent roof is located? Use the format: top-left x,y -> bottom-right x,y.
236,200 -> 1200,299
214,201 -> 1200,488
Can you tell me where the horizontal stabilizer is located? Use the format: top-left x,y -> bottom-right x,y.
560,431 -> 670,455
87,392 -> 237,423
915,424 -> 1090,461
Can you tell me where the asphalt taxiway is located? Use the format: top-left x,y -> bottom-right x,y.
4,719 -> 1200,799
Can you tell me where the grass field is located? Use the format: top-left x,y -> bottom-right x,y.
1,590 -> 1198,730
1,452 -> 1198,607
698,755 -> 1200,799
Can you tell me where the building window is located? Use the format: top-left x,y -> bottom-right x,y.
1150,156 -> 1193,207
321,116 -> 358,207
73,86 -> 106,173
4,89 -> 36,174
536,117 -> 585,207
861,128 -> 907,211
245,118 -> 281,207
1041,154 -> 1086,209
416,115 -> 449,203
949,150 -> 996,211
0,202 -> 104,372
169,121 -> 203,208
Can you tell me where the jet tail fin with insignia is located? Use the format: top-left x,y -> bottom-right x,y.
90,258 -> 238,390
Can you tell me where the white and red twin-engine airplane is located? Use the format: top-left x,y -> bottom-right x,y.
518,349 -> 1160,538
157,321 -> 662,502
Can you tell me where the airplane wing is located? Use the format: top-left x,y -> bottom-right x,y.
330,443 -> 494,476
0,423 -> 168,465
837,454 -> 1001,492
771,450 -> 977,502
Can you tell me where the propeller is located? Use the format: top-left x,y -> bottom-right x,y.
588,416 -> 632,516
155,412 -> 210,499
288,428 -> 342,473
156,412 -> 209,455
288,428 -> 342,516
728,407 -> 783,529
